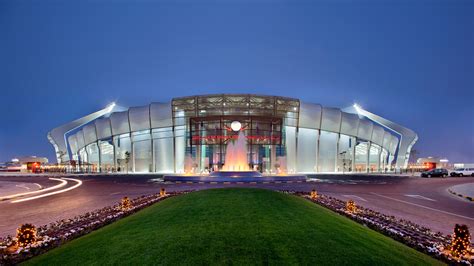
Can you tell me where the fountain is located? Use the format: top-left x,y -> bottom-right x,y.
222,131 -> 250,171
209,131 -> 262,178
164,121 -> 306,183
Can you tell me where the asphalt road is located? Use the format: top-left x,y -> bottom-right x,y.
0,174 -> 473,237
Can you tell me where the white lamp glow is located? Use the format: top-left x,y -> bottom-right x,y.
231,121 -> 242,131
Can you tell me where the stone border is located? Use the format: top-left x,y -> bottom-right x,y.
448,189 -> 474,202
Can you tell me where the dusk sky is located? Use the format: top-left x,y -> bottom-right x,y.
0,1 -> 472,163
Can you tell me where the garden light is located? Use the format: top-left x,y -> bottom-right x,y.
16,224 -> 37,247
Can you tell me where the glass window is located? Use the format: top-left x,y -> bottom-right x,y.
114,134 -> 132,173
388,153 -> 395,171
285,126 -> 297,173
132,129 -> 151,142
380,148 -> 389,172
133,139 -> 152,173
337,134 -> 355,172
153,127 -> 175,173
86,143 -> 100,172
296,128 -> 318,172
175,125 -> 186,173
369,144 -> 381,172
99,139 -> 114,172
79,148 -> 88,164
355,141 -> 368,172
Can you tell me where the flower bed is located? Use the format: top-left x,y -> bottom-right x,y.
281,190 -> 473,265
0,190 -> 194,265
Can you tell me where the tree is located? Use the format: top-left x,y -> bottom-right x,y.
124,151 -> 131,174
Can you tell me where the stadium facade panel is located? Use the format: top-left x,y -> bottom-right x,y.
48,94 -> 417,174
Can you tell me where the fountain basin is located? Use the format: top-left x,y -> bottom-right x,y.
209,171 -> 263,178
164,172 -> 307,183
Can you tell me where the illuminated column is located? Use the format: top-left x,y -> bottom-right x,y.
366,141 -> 370,173
131,137 -> 135,173
335,133 -> 340,172
97,141 -> 102,173
377,147 -> 382,172
316,130 -> 321,172
112,141 -> 116,172
270,145 -> 276,172
151,137 -> 155,173
351,141 -> 356,172
84,148 -> 89,172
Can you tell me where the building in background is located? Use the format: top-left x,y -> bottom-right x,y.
416,157 -> 450,170
48,94 -> 417,174
0,156 -> 49,173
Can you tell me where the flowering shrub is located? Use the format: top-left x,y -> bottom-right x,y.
450,224 -> 471,258
345,200 -> 356,213
16,224 -> 37,248
0,190 -> 193,265
121,196 -> 131,211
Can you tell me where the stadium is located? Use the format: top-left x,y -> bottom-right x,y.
48,94 -> 417,174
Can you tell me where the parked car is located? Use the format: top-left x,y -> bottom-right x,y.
450,168 -> 474,177
421,168 -> 449,178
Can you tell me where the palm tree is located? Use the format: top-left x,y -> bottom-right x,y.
124,151 -> 131,174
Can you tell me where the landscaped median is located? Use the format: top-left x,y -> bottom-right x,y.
0,189 -> 191,265
0,188 -> 471,265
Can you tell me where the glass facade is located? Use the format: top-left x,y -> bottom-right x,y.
337,134 -> 355,172
68,94 -> 404,174
114,134 -> 132,172
369,144 -> 381,172
99,139 -> 114,172
318,131 -> 338,172
355,141 -> 369,172
296,128 -> 318,173
152,127 -> 174,173
132,130 -> 152,173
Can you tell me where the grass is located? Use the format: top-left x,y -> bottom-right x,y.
25,188 -> 442,265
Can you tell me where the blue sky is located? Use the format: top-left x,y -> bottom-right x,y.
0,0 -> 472,163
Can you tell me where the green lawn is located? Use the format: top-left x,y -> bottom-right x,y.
25,188 -> 442,265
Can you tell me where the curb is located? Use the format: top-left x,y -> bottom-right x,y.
448,189 -> 474,202
171,180 -> 306,185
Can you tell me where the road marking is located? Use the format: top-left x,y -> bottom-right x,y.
12,178 -> 83,203
371,193 -> 474,221
16,184 -> 31,190
110,192 -> 121,195
342,195 -> 367,202
0,178 -> 67,200
404,194 -> 436,202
